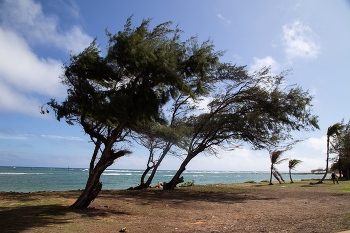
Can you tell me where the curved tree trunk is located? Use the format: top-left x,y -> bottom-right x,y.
317,136 -> 330,184
71,165 -> 105,209
289,169 -> 293,183
269,166 -> 273,185
134,143 -> 172,190
144,143 -> 171,188
71,143 -> 130,209
164,154 -> 193,190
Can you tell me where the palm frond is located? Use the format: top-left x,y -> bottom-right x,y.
327,123 -> 344,137
289,159 -> 302,170
270,150 -> 284,164
275,158 -> 288,165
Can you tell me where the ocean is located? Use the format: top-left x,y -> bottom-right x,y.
0,166 -> 324,193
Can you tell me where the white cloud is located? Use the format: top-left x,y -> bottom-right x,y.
0,0 -> 92,54
217,14 -> 232,27
250,56 -> 280,74
39,135 -> 83,141
0,28 -> 64,96
0,0 -> 93,116
282,20 -> 320,61
303,136 -> 327,153
0,135 -> 27,140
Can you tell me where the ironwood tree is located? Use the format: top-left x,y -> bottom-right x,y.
43,16 -> 221,208
133,94 -> 195,189
163,66 -> 319,190
317,122 -> 344,184
330,119 -> 350,179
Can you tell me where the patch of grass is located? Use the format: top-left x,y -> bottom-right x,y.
244,180 -> 256,183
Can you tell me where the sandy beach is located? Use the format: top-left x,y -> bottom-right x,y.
0,180 -> 350,232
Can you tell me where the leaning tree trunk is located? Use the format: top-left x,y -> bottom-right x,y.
269,166 -> 274,185
164,154 -> 194,190
317,136 -> 330,184
144,143 -> 171,188
71,145 -> 130,209
134,143 -> 172,190
71,164 -> 106,209
289,169 -> 294,183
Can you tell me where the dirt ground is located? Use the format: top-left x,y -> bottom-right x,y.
1,180 -> 350,233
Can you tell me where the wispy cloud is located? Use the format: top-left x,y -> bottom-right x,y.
0,135 -> 27,140
0,0 -> 92,53
282,20 -> 320,62
0,129 -> 84,141
249,56 -> 280,75
39,135 -> 83,141
217,14 -> 232,27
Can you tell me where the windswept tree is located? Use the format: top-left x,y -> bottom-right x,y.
43,17 -> 221,208
133,94 -> 196,189
269,150 -> 288,185
164,66 -> 319,190
330,119 -> 350,179
318,122 -> 344,183
288,159 -> 302,183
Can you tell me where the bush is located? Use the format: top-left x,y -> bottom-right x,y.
178,180 -> 194,187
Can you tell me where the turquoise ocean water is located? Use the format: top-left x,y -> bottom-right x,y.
0,166 -> 323,192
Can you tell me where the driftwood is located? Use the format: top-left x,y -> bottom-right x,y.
151,182 -> 163,188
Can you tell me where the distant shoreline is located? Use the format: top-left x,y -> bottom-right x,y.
0,166 -> 323,174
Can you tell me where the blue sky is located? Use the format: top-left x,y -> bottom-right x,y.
0,0 -> 349,172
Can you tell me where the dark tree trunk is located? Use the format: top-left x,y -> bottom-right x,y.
338,157 -> 342,178
269,166 -> 273,185
289,169 -> 294,183
164,154 -> 193,190
317,137 -> 330,184
144,143 -> 171,188
70,165 -> 105,209
134,143 -> 172,190
71,144 -> 130,209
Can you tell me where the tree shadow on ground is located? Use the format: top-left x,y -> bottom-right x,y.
98,188 -> 277,206
0,204 -> 130,233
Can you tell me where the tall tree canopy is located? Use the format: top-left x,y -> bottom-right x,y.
164,66 -> 319,190
44,17 -> 221,208
330,119 -> 350,179
317,122 -> 344,183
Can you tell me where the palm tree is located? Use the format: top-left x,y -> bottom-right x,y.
318,123 -> 343,183
269,150 -> 288,185
288,159 -> 302,183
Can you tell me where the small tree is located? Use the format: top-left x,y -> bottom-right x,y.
288,159 -> 302,183
164,66 -> 319,190
269,150 -> 288,185
317,123 -> 343,183
330,119 -> 350,179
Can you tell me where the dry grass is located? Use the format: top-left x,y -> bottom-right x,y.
1,180 -> 350,232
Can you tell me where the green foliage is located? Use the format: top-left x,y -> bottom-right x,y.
45,16 -> 222,141
244,180 -> 256,183
178,180 -> 194,187
330,120 -> 350,175
289,159 -> 302,170
269,149 -> 288,184
43,16 -> 223,208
